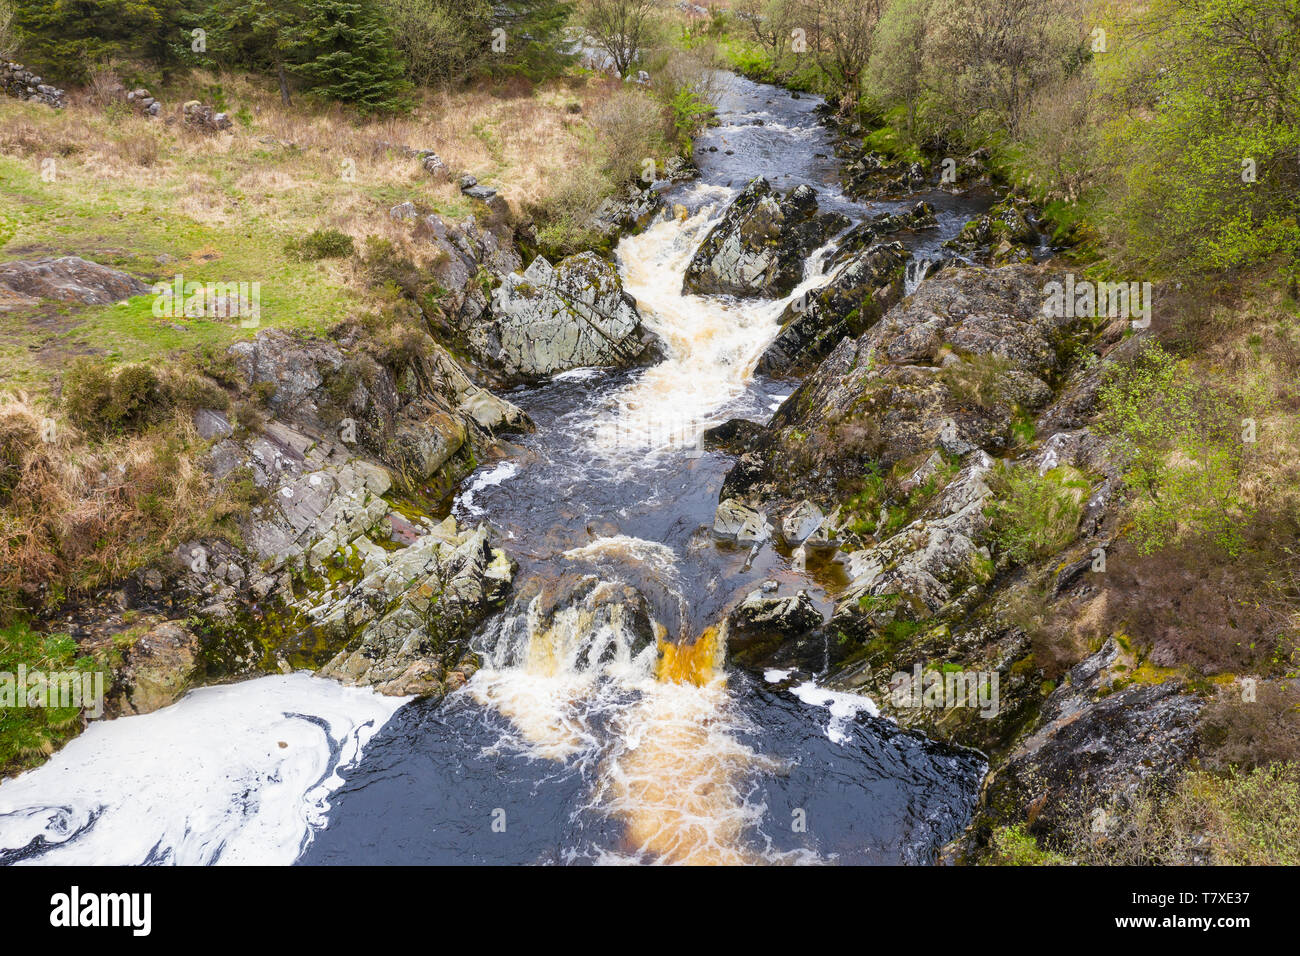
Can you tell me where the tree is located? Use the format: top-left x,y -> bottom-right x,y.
284,0 -> 412,113
797,0 -> 884,116
489,0 -> 574,79
379,0 -> 491,86
867,0 -> 930,131
12,0 -> 197,81
580,0 -> 657,77
1112,0 -> 1300,271
213,0 -> 307,104
0,0 -> 17,60
734,0 -> 798,63
922,0 -> 1081,135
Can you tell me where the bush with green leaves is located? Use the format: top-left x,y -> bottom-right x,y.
985,462 -> 1088,564
62,360 -> 169,436
286,228 -> 356,261
1097,343 -> 1252,557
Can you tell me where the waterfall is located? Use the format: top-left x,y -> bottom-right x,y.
904,257 -> 934,296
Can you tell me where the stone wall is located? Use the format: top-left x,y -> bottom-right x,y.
0,61 -> 65,108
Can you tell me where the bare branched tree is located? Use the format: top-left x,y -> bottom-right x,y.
0,0 -> 19,61
581,0 -> 658,77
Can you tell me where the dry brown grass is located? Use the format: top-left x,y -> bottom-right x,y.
0,391 -> 223,618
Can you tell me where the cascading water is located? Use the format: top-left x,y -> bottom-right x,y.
0,73 -> 992,867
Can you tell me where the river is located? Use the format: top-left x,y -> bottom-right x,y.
0,73 -> 991,866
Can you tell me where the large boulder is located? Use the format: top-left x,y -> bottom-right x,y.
682,178 -> 848,298
0,256 -> 147,309
475,252 -> 657,381
315,517 -> 515,696
977,639 -> 1203,845
110,621 -> 201,716
756,240 -> 910,378
227,328 -> 530,499
721,264 -> 1084,508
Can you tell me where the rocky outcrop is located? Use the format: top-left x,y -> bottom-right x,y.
721,264 -> 1081,509
836,143 -> 926,200
972,639 -> 1203,847
0,62 -> 65,108
833,451 -> 995,626
411,209 -> 522,332
475,252 -> 658,381
0,256 -> 147,309
943,197 -> 1042,266
826,202 -> 936,267
315,517 -> 515,696
228,328 -> 529,498
682,178 -> 848,298
158,325 -> 528,697
110,621 -> 201,716
756,240 -> 910,378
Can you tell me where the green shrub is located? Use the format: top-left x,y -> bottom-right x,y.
1097,342 -> 1252,557
985,463 -> 1088,564
62,359 -> 169,436
286,228 -> 356,261
0,620 -> 106,776
987,824 -> 1069,865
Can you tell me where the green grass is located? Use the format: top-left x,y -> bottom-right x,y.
0,620 -> 107,777
0,152 -> 361,389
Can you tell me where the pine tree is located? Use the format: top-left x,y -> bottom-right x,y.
12,0 -> 197,82
213,0 -> 307,105
285,0 -> 412,113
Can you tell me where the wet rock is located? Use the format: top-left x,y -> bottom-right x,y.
482,573 -> 660,674
839,148 -> 927,200
728,587 -> 824,652
0,256 -> 147,308
112,621 -> 200,716
779,500 -> 826,546
591,184 -> 661,238
701,418 -> 765,454
980,639 -> 1203,843
476,253 -> 657,381
315,517 -> 516,696
944,197 -> 1041,265
713,498 -> 771,543
682,178 -> 848,298
756,240 -> 910,378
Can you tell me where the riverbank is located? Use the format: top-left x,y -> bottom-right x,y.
3,37 -> 1298,865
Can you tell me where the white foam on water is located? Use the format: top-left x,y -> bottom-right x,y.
456,460 -> 520,517
787,681 -> 879,745
0,673 -> 408,865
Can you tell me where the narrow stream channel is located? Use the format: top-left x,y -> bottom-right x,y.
0,73 -> 991,866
